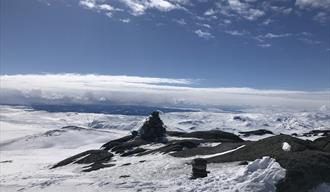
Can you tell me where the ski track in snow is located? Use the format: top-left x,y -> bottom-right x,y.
0,105 -> 329,191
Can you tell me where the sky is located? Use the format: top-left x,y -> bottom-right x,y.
0,0 -> 329,108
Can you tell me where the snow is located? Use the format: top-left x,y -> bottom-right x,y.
0,105 -> 329,191
282,142 -> 291,152
0,148 -> 285,192
1,105 -> 329,143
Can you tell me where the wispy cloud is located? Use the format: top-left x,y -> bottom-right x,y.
119,0 -> 181,16
258,43 -> 272,48
173,18 -> 186,25
225,30 -> 248,36
0,74 -> 328,109
194,29 -> 214,39
295,0 -> 330,10
48,0 -> 329,47
79,0 -> 120,17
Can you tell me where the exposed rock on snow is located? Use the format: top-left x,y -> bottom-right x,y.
207,135 -> 330,192
191,158 -> 209,179
303,129 -> 330,137
52,149 -> 114,172
312,136 -> 330,152
53,111 -> 245,172
138,111 -> 166,142
167,130 -> 244,142
239,129 -> 274,137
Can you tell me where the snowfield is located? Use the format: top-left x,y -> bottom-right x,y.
0,105 -> 329,191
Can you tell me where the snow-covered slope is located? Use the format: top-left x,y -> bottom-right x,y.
0,105 -> 329,192
1,105 -> 328,143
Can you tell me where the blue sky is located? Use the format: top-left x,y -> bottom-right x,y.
1,0 -> 329,90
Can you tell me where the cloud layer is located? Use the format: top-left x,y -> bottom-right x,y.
1,74 -> 328,109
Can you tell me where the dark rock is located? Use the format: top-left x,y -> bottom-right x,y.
303,130 -> 330,137
111,138 -> 149,154
139,111 -> 166,142
167,130 -> 243,142
312,136 -> 330,152
139,160 -> 146,163
82,163 -> 115,172
141,140 -> 201,155
121,148 -> 147,157
206,135 -> 330,192
121,163 -> 131,166
191,158 -> 209,179
52,150 -> 113,169
101,132 -> 138,151
171,142 -> 246,158
233,116 -> 247,122
238,161 -> 248,165
0,160 -> 13,163
239,129 -> 274,137
120,175 -> 130,178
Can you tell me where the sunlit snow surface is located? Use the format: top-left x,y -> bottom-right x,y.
0,105 -> 329,191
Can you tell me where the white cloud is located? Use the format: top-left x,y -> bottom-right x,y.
148,0 -> 179,11
119,0 -> 147,15
313,12 -> 330,24
204,8 -> 216,16
120,18 -> 131,23
79,0 -> 96,9
299,37 -> 322,45
270,6 -> 292,15
225,30 -> 247,36
224,0 -> 265,21
194,29 -> 214,39
261,18 -> 274,25
296,0 -> 330,10
264,33 -> 291,38
119,0 -> 181,16
258,43 -> 272,48
0,74 -> 329,109
255,33 -> 291,42
197,23 -> 212,29
79,0 -> 119,17
173,18 -> 186,25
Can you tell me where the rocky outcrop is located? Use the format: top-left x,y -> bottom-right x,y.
303,129 -> 330,137
138,111 -> 166,142
167,130 -> 244,142
206,135 -> 330,192
101,131 -> 138,151
312,136 -> 330,152
239,129 -> 274,137
51,150 -> 114,172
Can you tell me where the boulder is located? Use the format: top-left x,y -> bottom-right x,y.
191,158 -> 209,179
